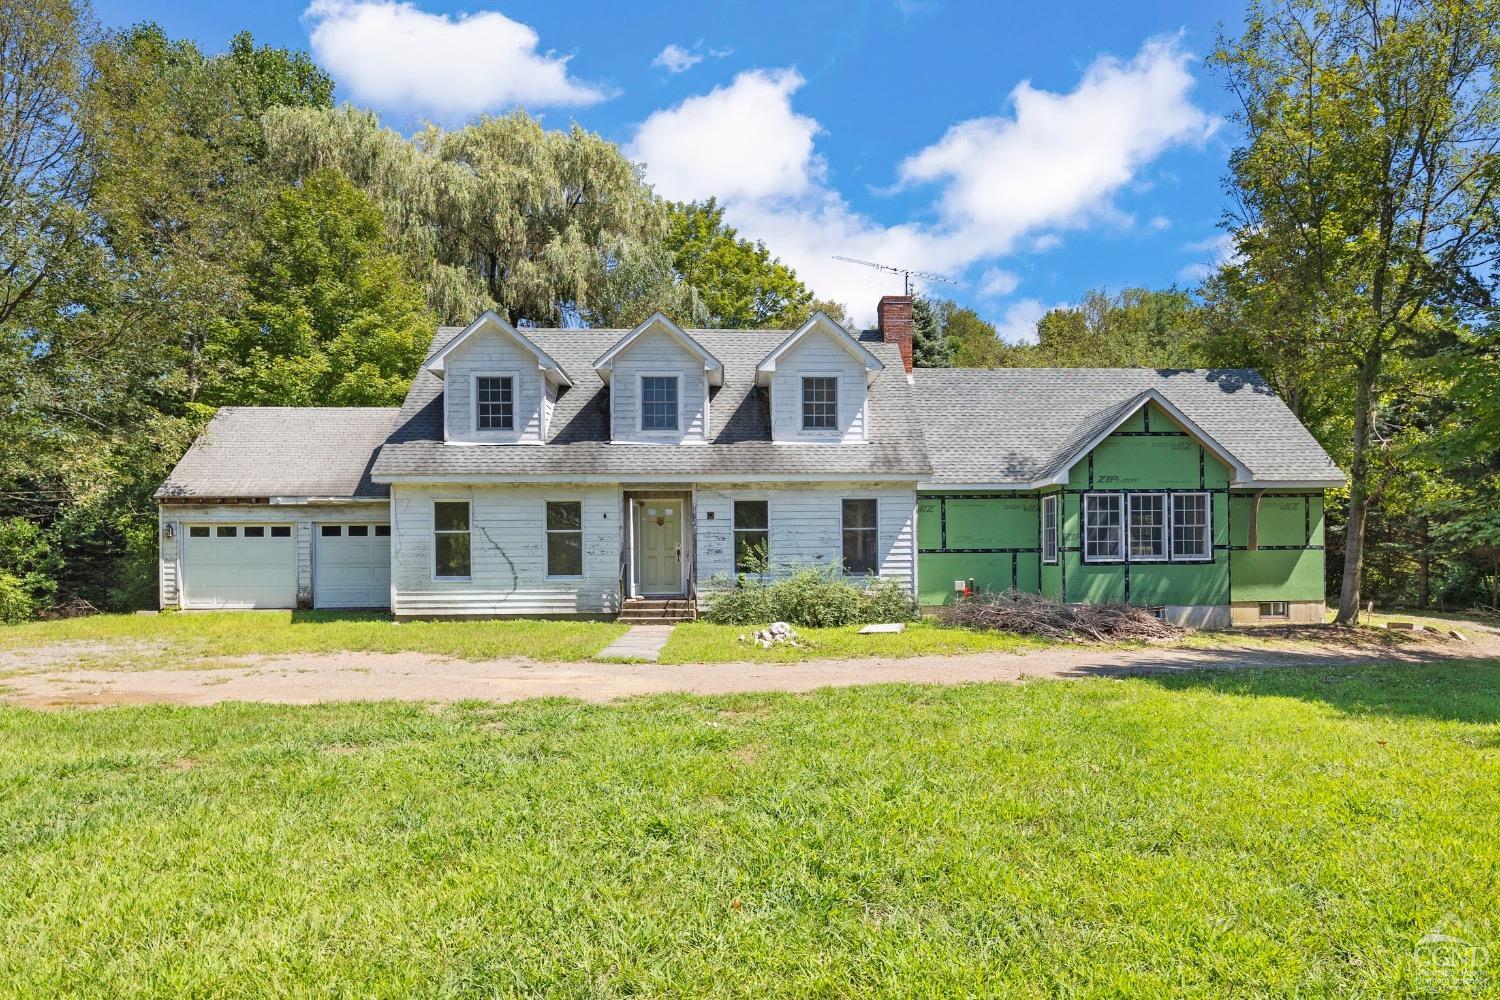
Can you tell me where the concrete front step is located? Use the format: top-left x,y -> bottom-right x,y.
618,613 -> 697,624
619,598 -> 697,623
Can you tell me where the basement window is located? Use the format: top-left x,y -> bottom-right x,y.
1082,494 -> 1123,562
1041,495 -> 1058,564
1259,601 -> 1290,619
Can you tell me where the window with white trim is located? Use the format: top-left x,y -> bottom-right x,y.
842,498 -> 878,575
1128,493 -> 1168,561
1041,494 -> 1058,564
641,376 -> 679,431
1082,493 -> 1123,562
475,376 -> 514,430
802,377 -> 838,430
546,501 -> 583,577
434,501 -> 471,578
1171,492 -> 1212,560
733,500 -> 769,574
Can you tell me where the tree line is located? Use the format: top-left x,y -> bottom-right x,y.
1,0 -> 1495,622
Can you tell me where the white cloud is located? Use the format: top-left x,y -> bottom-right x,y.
978,268 -> 1020,298
304,0 -> 607,121
994,298 -> 1066,345
652,44 -> 701,74
1176,232 -> 1238,283
628,69 -> 823,203
629,36 -> 1213,325
1149,214 -> 1172,232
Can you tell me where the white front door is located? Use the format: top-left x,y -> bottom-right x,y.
314,523 -> 392,609
637,500 -> 683,596
182,524 -> 297,610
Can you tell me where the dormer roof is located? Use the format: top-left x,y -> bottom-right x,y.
592,311 -> 724,387
421,310 -> 572,388
755,312 -> 885,387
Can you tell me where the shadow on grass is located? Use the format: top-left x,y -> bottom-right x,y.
1133,659 -> 1500,726
288,611 -> 393,626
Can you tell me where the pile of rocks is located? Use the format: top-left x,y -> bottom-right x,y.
741,621 -> 803,649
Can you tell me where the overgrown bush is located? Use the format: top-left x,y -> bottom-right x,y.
702,564 -> 917,627
0,573 -> 36,625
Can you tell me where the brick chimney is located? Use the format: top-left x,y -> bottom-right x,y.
877,295 -> 914,373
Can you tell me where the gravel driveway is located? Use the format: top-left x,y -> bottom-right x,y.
3,630 -> 1494,708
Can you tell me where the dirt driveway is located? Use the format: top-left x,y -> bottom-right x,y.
3,629 -> 1495,708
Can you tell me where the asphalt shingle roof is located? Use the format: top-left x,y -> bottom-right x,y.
912,368 -> 1344,486
371,327 -> 932,480
157,407 -> 398,499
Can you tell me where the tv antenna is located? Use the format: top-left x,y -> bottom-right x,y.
832,255 -> 958,295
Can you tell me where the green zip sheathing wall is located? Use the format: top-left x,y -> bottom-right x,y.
1229,492 -> 1325,602
921,403 -> 1233,608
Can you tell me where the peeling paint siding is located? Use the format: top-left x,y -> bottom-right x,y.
770,334 -> 869,443
607,331 -> 709,444
390,485 -> 622,616
444,330 -> 546,444
692,485 -> 917,592
155,502 -> 388,610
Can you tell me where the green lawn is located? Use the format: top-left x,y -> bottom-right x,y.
2,663 -> 1496,997
0,611 -> 627,664
658,619 -> 1048,663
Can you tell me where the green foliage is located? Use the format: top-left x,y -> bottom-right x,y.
703,565 -> 918,627
0,574 -> 36,625
0,518 -> 60,615
911,295 -> 955,368
202,170 -> 433,406
663,199 -> 813,327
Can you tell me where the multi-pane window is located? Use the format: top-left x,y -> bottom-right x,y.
842,498 -> 878,575
475,376 -> 514,430
1128,493 -> 1168,561
733,500 -> 769,574
640,376 -> 679,431
1171,492 -> 1211,560
802,377 -> 838,430
546,501 -> 583,577
434,500 -> 471,578
1082,493 -> 1124,561
1041,494 -> 1059,564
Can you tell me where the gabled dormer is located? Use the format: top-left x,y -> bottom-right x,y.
423,310 -> 572,445
756,312 -> 884,443
593,312 -> 722,444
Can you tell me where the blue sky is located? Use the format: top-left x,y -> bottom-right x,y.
101,0 -> 1248,334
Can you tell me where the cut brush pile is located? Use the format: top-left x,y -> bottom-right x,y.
941,589 -> 1186,642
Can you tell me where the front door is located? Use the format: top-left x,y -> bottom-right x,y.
637,500 -> 683,595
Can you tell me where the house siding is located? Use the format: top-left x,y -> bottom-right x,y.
607,330 -> 709,444
770,332 -> 870,443
443,329 -> 547,445
390,484 -> 622,616
693,485 -> 917,594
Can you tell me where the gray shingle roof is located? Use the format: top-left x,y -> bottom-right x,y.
371,327 -> 932,480
912,368 -> 1344,487
157,407 -> 399,499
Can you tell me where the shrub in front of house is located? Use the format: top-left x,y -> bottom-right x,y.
702,565 -> 918,627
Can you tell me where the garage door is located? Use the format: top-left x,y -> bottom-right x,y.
314,523 -> 391,609
182,524 -> 297,609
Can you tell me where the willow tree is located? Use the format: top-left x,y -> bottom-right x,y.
262,106 -> 696,327
1214,0 -> 1500,623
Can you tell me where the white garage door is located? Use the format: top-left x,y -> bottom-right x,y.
182,524 -> 297,610
314,523 -> 391,609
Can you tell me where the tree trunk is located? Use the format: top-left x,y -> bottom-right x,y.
1417,516 -> 1430,609
1335,352 -> 1381,623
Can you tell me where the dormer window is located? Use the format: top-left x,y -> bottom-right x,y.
641,375 -> 679,431
475,375 -> 514,430
802,377 -> 838,430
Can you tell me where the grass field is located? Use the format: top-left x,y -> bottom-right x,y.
0,611 -> 628,664
2,662 -> 1496,997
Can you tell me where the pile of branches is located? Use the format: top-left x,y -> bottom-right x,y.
941,589 -> 1186,642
